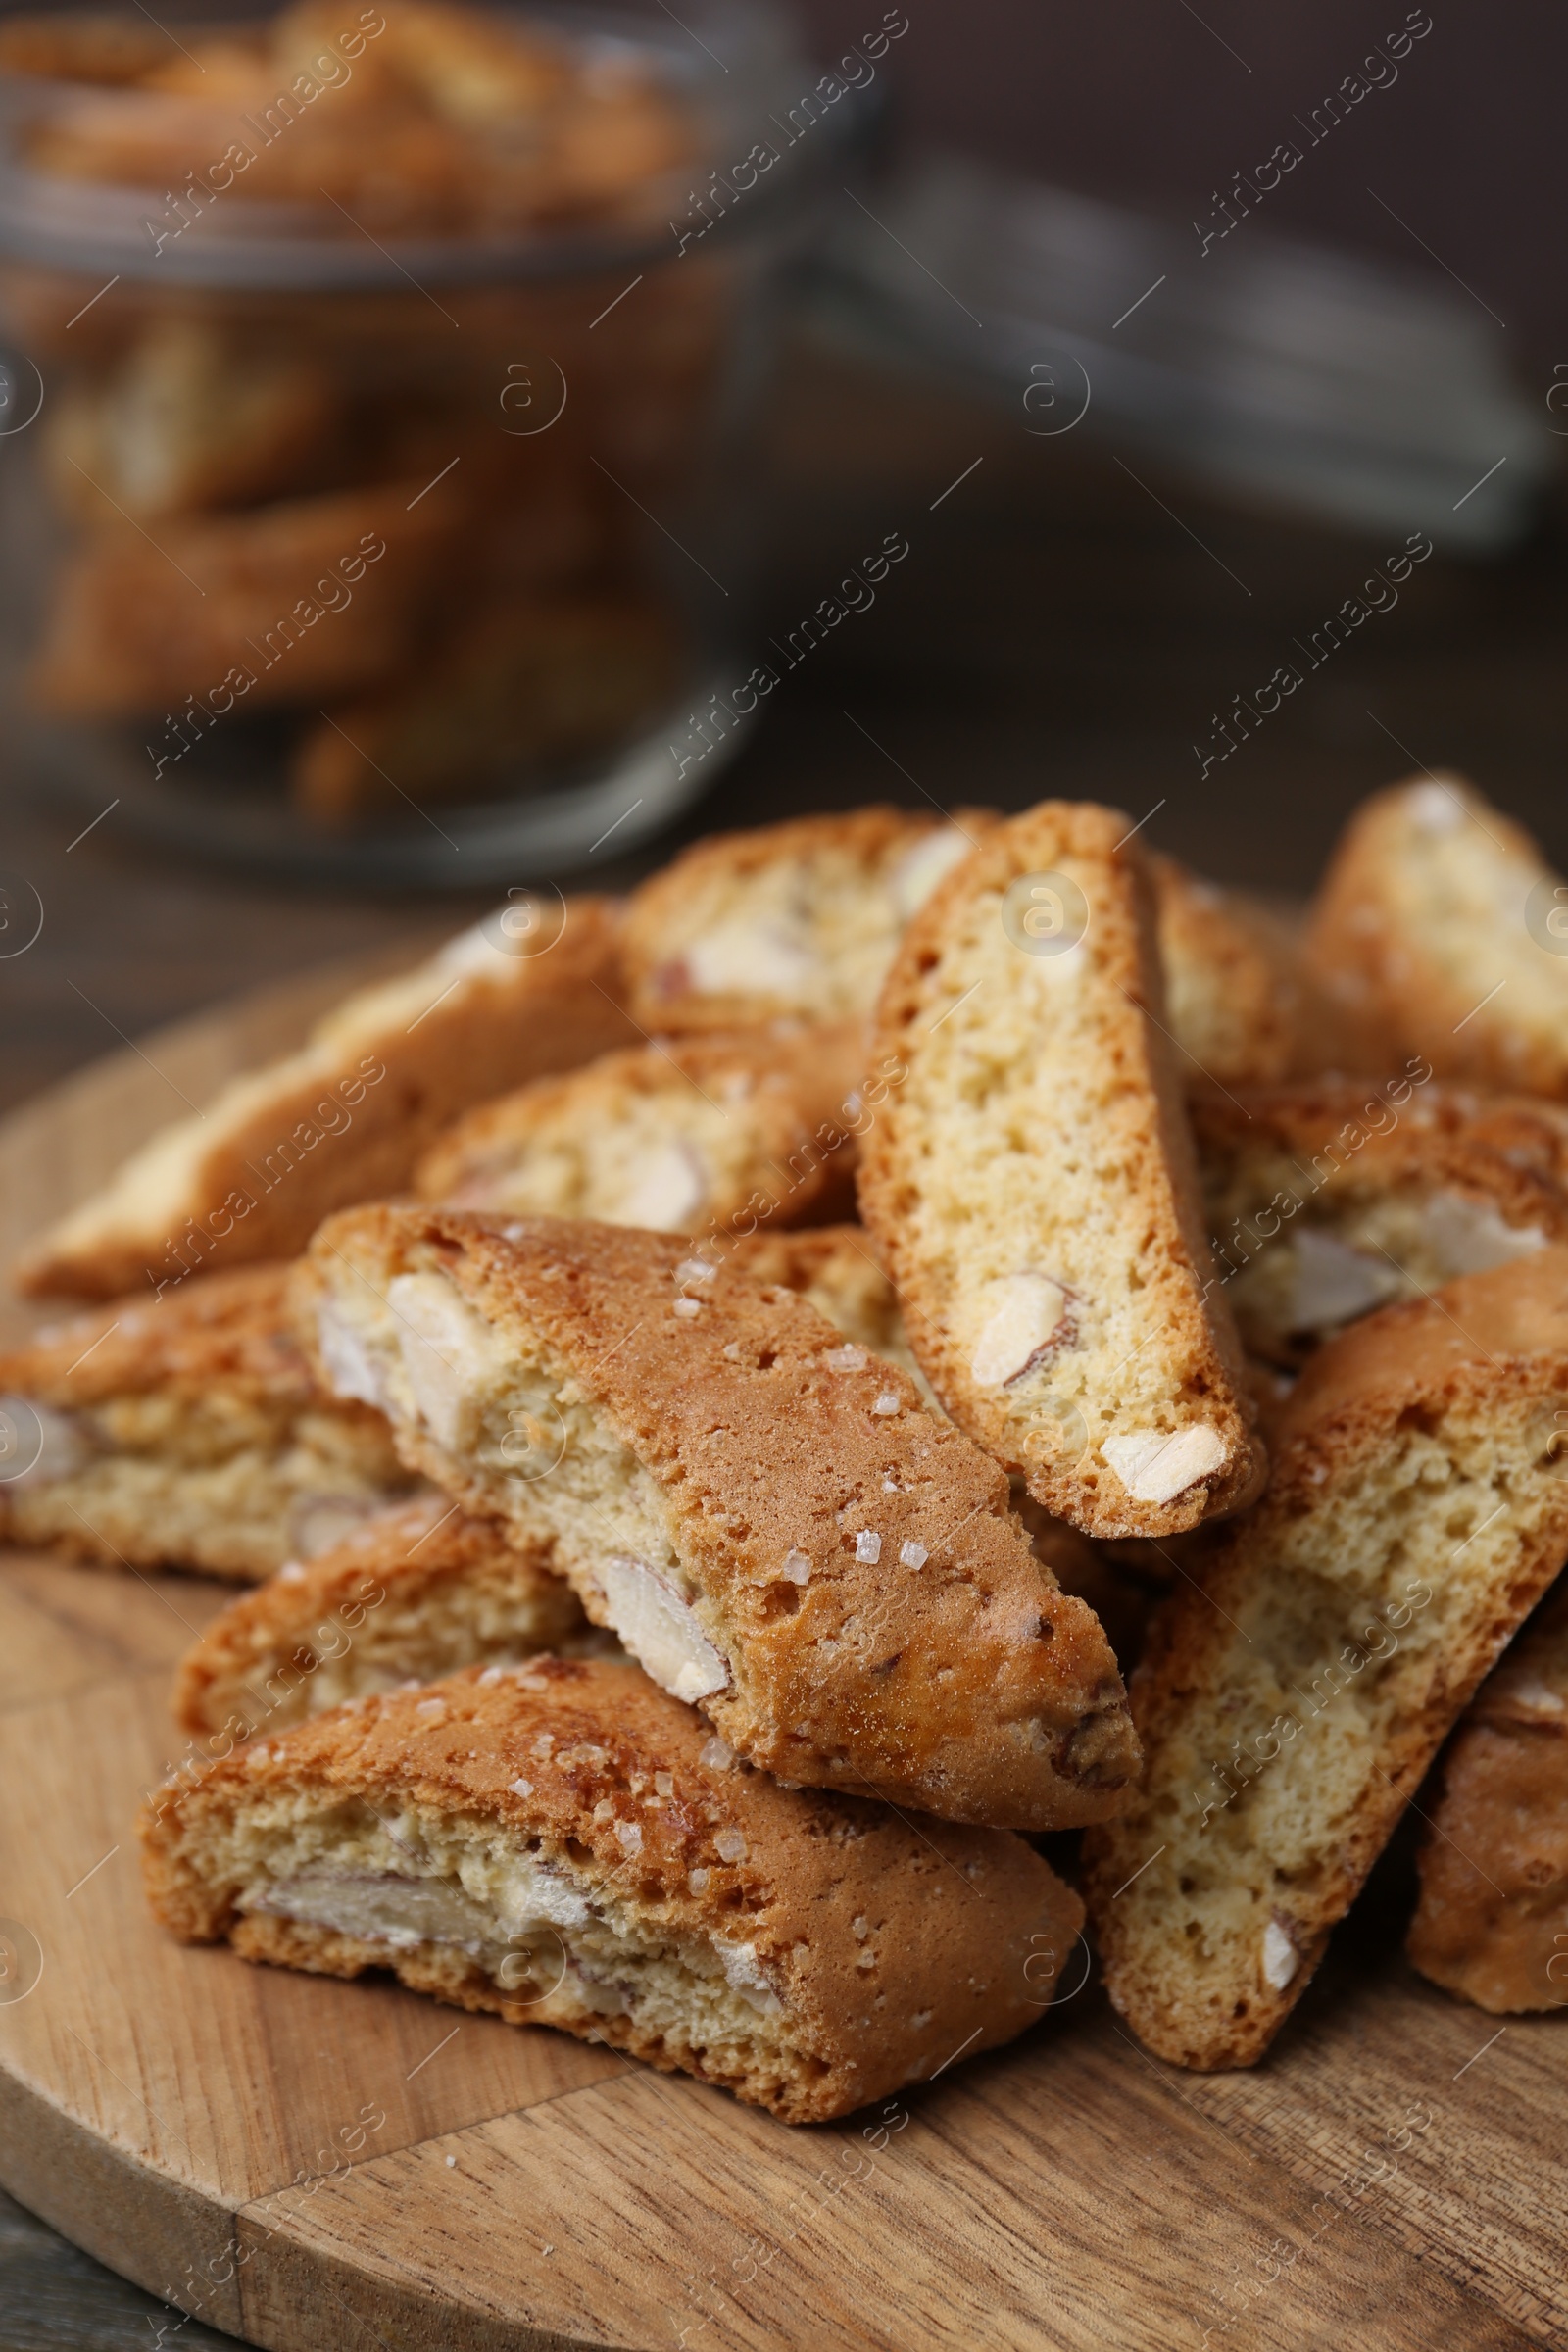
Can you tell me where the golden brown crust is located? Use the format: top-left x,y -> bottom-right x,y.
17,896 -> 636,1298
1406,1582 -> 1568,2013
858,800 -> 1262,1538
1083,1251 -> 1568,2069
139,1656 -> 1084,2124
414,1021 -> 871,1235
0,1262 -> 308,1406
292,1205 -> 1139,1829
171,1494 -> 590,1741
0,1262 -> 412,1579
618,807 -> 992,1033
1304,776 -> 1568,1095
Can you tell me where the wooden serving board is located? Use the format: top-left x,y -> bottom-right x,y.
1,960 -> 1566,2352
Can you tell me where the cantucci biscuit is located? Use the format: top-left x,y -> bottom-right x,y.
0,1263 -> 414,1581
172,1495 -> 597,1743
291,1206 -> 1140,1829
139,1656 -> 1084,2124
1082,1252 -> 1568,2070
858,800 -> 1262,1539
1192,1077 -> 1568,1363
18,895 -> 636,1299
1305,775 -> 1568,1096
1151,855 -> 1305,1088
619,807 -> 990,1032
1406,1580 -> 1568,2015
415,1022 -> 872,1236
621,806 -> 1313,1085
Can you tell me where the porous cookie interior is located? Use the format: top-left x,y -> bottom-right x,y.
0,1392 -> 409,1580
1209,1170 -> 1548,1359
426,1066 -> 785,1233
193,1558 -> 595,1740
1376,787 -> 1568,1047
888,879 -> 1229,1512
649,826 -> 971,1021
1102,1391 -> 1568,2063
206,1791 -> 811,2112
313,1262 -> 725,1701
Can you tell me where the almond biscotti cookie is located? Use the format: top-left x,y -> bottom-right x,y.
619,807 -> 989,1032
291,1205 -> 1140,1829
1152,856 -> 1305,1088
140,1655 -> 1084,2123
858,801 -> 1262,1540
1405,1580 -> 1568,2015
18,895 -> 637,1299
1192,1077 -> 1568,1364
0,1263 -> 415,1581
1304,776 -> 1568,1096
621,805 -> 1310,1084
1082,1251 -> 1568,2070
415,1021 -> 871,1236
172,1495 -> 595,1743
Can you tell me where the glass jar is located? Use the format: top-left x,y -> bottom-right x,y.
0,0 -> 842,882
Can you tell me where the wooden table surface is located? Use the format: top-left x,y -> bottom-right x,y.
3,329 -> 1567,2351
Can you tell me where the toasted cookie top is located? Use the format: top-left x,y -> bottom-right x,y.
292,1205 -> 1139,1829
0,1262 -> 313,1408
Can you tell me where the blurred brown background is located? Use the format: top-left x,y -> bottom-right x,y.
800,0 -> 1558,356
4,0 -> 1565,1106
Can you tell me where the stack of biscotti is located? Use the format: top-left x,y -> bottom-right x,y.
0,1263 -> 416,1580
143,1203 -> 1139,2119
13,815 -> 1314,1301
1066,773 -> 1568,2066
115,799 -> 1274,2119
46,775 -> 1568,2118
0,1223 -> 914,1590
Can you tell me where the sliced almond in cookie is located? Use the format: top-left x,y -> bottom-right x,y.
969,1274 -> 1073,1388
1191,1076 -> 1568,1365
618,807 -> 998,1033
858,799 -> 1262,1539
292,1205 -> 1140,1830
1100,1427 -> 1229,1506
